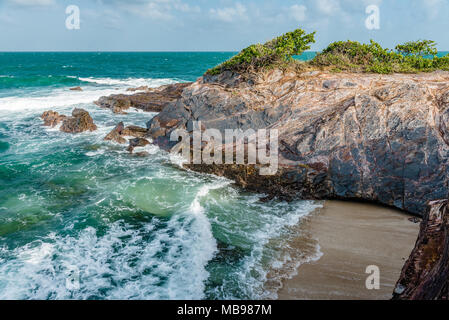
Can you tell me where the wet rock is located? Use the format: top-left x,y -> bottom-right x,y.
94,82 -> 191,113
121,125 -> 148,138
60,108 -> 97,133
126,138 -> 150,153
41,110 -> 66,127
126,86 -> 149,92
104,122 -> 126,144
70,86 -> 83,91
134,151 -> 150,157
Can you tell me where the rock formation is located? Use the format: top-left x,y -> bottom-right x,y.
94,82 -> 191,114
41,110 -> 66,127
60,108 -> 97,133
103,122 -> 148,144
147,70 -> 449,216
393,198 -> 449,300
104,122 -> 127,144
42,108 -> 97,133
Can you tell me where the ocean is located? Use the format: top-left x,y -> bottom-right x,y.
0,52 -> 322,300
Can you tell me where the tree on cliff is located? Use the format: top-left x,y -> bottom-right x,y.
206,28 -> 316,76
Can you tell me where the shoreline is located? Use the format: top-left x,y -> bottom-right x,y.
276,200 -> 420,300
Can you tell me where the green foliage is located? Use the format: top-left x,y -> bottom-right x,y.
311,39 -> 449,74
206,28 -> 316,76
395,40 -> 437,57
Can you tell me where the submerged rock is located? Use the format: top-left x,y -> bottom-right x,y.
103,122 -> 148,145
104,122 -> 126,144
94,82 -> 191,114
126,138 -> 150,153
60,108 -> 97,133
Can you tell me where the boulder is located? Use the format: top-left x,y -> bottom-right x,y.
60,108 -> 97,133
70,86 -> 83,91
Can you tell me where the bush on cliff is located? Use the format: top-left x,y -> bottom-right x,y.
395,40 -> 437,57
206,28 -> 316,76
311,39 -> 449,74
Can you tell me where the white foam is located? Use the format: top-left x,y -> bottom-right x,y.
0,88 -> 121,112
0,77 -> 180,112
78,77 -> 177,88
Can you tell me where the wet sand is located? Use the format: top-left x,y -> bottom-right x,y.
277,201 -> 420,300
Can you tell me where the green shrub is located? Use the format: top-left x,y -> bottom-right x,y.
207,31 -> 449,76
206,28 -> 316,76
395,40 -> 437,57
311,39 -> 449,74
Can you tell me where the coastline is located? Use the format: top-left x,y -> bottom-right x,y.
276,201 -> 420,300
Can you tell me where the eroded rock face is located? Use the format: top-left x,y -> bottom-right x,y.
94,82 -> 191,114
393,199 -> 449,300
148,70 -> 449,216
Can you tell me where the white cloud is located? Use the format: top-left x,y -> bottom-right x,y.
7,0 -> 54,5
290,4 -> 307,22
210,3 -> 248,23
113,0 -> 200,20
315,0 -> 340,15
422,0 -> 445,18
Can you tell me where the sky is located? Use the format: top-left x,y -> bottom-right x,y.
0,0 -> 449,51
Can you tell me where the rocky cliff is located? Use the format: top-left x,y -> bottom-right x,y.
147,70 -> 449,216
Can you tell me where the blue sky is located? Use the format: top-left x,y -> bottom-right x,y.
1,0 -> 449,51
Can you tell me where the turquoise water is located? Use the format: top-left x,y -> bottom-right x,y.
0,52 -> 321,300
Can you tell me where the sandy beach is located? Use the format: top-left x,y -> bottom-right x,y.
277,201 -> 420,300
